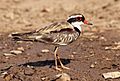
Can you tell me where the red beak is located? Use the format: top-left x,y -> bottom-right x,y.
84,20 -> 93,25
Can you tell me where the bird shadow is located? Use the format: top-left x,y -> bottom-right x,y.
19,58 -> 71,68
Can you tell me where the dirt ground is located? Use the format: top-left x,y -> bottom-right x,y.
0,0 -> 120,81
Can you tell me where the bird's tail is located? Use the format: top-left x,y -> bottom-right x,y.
10,31 -> 37,41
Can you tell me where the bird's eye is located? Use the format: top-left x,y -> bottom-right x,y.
76,17 -> 82,21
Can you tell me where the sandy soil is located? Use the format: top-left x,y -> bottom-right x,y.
0,0 -> 120,81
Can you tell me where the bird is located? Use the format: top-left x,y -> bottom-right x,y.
11,13 -> 92,71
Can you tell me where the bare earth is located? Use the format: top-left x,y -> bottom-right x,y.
0,0 -> 120,81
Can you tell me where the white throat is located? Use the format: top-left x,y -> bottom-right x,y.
71,21 -> 83,32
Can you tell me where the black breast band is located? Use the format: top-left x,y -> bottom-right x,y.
74,27 -> 81,35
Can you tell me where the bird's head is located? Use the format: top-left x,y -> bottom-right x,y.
67,13 -> 92,31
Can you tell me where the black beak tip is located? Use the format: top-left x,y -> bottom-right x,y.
88,22 -> 93,25
90,23 -> 93,25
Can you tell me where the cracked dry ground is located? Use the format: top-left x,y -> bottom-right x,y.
0,29 -> 120,81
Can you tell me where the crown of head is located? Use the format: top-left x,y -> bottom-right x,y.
67,14 -> 85,24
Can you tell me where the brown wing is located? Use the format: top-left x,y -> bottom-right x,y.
38,29 -> 80,45
30,22 -> 79,45
36,21 -> 74,34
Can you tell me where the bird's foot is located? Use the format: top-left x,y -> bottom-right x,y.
55,67 -> 62,71
61,65 -> 70,70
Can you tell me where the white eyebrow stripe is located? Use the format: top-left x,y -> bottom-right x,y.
67,15 -> 82,20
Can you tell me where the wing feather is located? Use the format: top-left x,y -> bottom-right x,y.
36,21 -> 74,34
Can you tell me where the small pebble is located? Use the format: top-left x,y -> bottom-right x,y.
17,47 -> 24,52
72,52 -> 77,54
105,58 -> 111,61
53,73 -> 70,81
105,47 -> 111,50
41,77 -> 49,81
41,49 -> 49,53
4,53 -> 16,56
102,71 -> 120,79
24,68 -> 34,76
10,50 -> 22,55
16,41 -> 23,43
90,64 -> 95,68
27,65 -> 34,68
99,37 -> 107,41
94,61 -> 97,64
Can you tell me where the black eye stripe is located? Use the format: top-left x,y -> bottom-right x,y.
67,15 -> 85,23
67,18 -> 76,23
